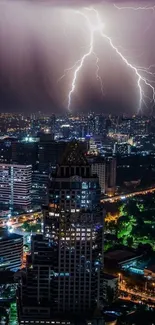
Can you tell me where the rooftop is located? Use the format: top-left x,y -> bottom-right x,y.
60,141 -> 89,166
145,264 -> 155,273
0,230 -> 23,242
105,249 -> 138,264
103,272 -> 118,280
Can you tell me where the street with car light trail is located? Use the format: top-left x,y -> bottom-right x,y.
101,186 -> 155,203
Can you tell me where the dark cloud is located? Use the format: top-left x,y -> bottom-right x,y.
0,0 -> 154,114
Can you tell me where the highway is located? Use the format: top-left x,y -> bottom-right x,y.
120,283 -> 155,304
0,210 -> 42,227
101,186 -> 155,203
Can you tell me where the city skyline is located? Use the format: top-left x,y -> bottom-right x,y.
0,112 -> 154,323
1,1 -> 155,322
0,1 -> 155,114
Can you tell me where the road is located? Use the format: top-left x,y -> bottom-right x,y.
101,186 -> 155,203
120,283 -> 155,303
0,210 -> 42,227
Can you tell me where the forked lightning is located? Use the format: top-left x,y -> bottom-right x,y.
58,6 -> 155,112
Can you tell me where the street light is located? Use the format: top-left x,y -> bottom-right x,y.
118,273 -> 121,283
152,283 -> 155,294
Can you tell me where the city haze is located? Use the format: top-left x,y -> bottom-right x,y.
0,0 -> 155,114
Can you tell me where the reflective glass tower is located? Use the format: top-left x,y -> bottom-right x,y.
44,143 -> 104,314
18,142 -> 104,324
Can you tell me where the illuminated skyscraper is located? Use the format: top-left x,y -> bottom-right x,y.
91,157 -> 116,195
45,143 -> 104,311
18,143 -> 104,324
91,161 -> 106,193
0,164 -> 31,209
105,157 -> 116,196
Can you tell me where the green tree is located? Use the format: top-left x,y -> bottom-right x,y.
117,215 -> 132,238
127,236 -> 133,247
22,221 -> 31,232
122,200 -> 140,218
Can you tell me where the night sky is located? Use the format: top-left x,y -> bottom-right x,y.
0,0 -> 155,115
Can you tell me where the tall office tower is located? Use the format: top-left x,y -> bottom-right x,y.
18,142 -> 104,325
50,114 -> 56,134
0,137 -> 14,164
87,113 -> 95,136
0,164 -> 32,209
31,170 -> 49,206
91,157 -> 116,196
91,160 -> 106,193
131,116 -> 149,136
12,139 -> 38,169
38,134 -> 66,173
87,138 -> 99,156
105,157 -> 116,196
0,229 -> 23,271
94,116 -> 106,136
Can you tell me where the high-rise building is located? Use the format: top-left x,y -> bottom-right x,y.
0,164 -> 32,209
102,274 -> 118,303
31,170 -> 49,206
105,157 -> 116,196
0,137 -> 14,164
50,114 -> 56,134
17,142 -> 104,324
12,139 -> 38,168
91,157 -> 116,195
0,230 -> 23,271
87,113 -> 95,136
38,135 -> 66,173
94,116 -> 106,136
91,161 -> 106,193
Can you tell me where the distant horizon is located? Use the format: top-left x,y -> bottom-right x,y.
0,111 -> 153,118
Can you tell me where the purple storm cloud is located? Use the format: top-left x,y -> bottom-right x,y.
0,0 -> 155,114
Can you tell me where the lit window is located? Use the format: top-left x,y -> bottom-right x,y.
82,182 -> 88,189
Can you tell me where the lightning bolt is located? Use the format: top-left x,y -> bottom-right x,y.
58,10 -> 104,111
67,11 -> 94,111
114,3 -> 155,35
93,52 -> 105,96
59,7 -> 155,112
90,6 -> 155,111
57,60 -> 81,83
114,4 -> 155,11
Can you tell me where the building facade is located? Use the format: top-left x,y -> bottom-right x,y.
102,273 -> 118,303
113,142 -> 131,155
31,170 -> 49,206
105,157 -> 116,196
17,142 -> 104,324
0,164 -> 32,209
91,162 -> 106,194
12,140 -> 38,168
38,135 -> 66,173
0,231 -> 23,271
91,157 -> 116,196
